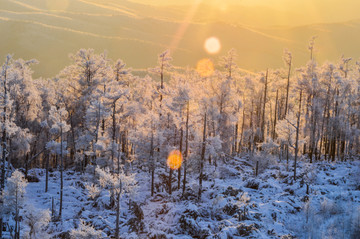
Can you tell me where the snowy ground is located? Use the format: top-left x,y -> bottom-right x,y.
21,156 -> 360,238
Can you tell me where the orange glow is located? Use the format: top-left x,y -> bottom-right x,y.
196,58 -> 214,77
167,150 -> 183,170
204,37 -> 221,54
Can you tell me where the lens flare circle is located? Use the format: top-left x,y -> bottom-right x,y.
167,150 -> 183,170
196,58 -> 214,77
204,37 -> 221,54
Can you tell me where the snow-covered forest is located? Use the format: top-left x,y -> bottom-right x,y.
0,45 -> 359,239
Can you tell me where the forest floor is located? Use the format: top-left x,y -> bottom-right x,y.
20,155 -> 360,238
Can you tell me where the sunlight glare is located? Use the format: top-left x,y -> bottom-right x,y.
204,37 -> 221,54
167,150 -> 183,170
169,0 -> 202,51
196,58 -> 214,77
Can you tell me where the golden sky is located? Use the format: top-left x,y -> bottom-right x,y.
132,0 -> 360,25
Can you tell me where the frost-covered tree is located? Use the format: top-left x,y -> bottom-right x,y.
167,72 -> 192,191
0,55 -> 37,238
46,106 -> 70,219
195,81 -> 210,200
92,166 -> 137,238
276,112 -> 297,164
70,220 -> 103,239
219,49 -> 243,153
151,49 -> 172,104
59,49 -> 112,165
0,170 -> 28,238
22,205 -> 51,239
283,48 -> 292,118
128,75 -> 163,196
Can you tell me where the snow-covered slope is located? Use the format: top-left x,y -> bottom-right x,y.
21,157 -> 360,238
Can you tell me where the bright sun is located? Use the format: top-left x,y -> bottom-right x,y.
204,37 -> 221,54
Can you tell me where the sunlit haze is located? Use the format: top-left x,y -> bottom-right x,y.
1,0 -> 360,77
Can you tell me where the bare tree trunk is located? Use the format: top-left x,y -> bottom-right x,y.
169,126 -> 175,194
261,69 -> 268,143
1,59 -> 8,192
284,58 -> 292,118
239,104 -> 245,153
198,111 -> 207,200
115,180 -> 122,239
169,168 -> 172,195
0,63 -> 9,238
178,126 -> 183,190
59,126 -> 63,219
249,100 -> 254,152
273,89 -> 279,140
111,100 -> 119,172
15,188 -> 18,239
45,153 -> 49,192
150,122 -> 155,196
183,102 -> 189,195
234,122 -> 238,155
286,144 -> 289,166
69,112 -> 76,164
319,104 -> 328,160
331,88 -> 339,161
294,90 -> 303,181
160,63 -> 164,102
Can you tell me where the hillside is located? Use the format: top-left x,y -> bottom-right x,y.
1,0 -> 360,78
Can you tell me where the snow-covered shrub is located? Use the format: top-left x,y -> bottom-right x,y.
70,220 -> 103,239
252,153 -> 279,175
222,203 -> 239,216
235,223 -> 259,237
181,188 -> 198,201
22,205 -> 51,239
147,231 -> 167,239
158,172 -> 176,193
319,197 -> 342,216
218,165 -> 238,179
179,209 -> 209,238
25,174 -> 40,183
210,195 -> 226,220
257,139 -> 279,155
235,192 -> 251,221
280,234 -> 296,239
94,166 -> 138,208
179,214 -> 210,239
239,192 -> 251,203
354,162 -> 360,190
350,206 -> 360,238
85,183 -> 101,200
302,163 -> 317,194
244,179 -> 260,190
223,186 -> 242,197
127,201 -> 144,233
